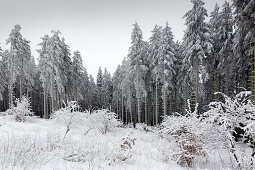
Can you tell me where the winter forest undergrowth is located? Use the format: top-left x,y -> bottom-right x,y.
0,0 -> 255,169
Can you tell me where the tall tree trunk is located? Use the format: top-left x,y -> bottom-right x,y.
156,77 -> 158,125
75,75 -> 77,102
20,57 -> 23,98
252,40 -> 255,101
226,51 -> 229,96
64,85 -> 67,106
145,96 -> 147,125
152,83 -> 155,126
8,55 -> 13,109
169,91 -> 172,116
122,91 -> 124,123
163,57 -> 167,117
51,71 -> 54,113
138,97 -> 141,123
19,78 -> 22,99
195,55 -> 199,107
129,91 -> 132,124
8,85 -> 12,109
125,101 -> 128,124
184,83 -> 187,114
44,89 -> 46,118
117,91 -> 119,119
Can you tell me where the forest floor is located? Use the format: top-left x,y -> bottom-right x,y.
0,110 -> 243,170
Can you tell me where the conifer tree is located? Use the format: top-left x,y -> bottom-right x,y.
128,22 -> 148,124
182,0 -> 212,112
96,67 -> 103,108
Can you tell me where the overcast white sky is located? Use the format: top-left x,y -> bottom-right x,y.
0,0 -> 228,78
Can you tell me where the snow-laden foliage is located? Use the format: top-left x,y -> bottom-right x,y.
88,110 -> 120,134
51,101 -> 85,138
5,96 -> 34,122
203,91 -> 255,169
159,101 -> 208,168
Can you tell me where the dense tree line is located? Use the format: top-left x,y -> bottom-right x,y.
111,0 -> 255,126
0,0 -> 254,125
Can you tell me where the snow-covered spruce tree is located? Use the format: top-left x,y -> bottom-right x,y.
232,0 -> 255,100
0,46 -> 7,100
120,58 -> 135,124
37,35 -> 51,118
102,68 -> 113,111
149,25 -> 162,125
60,38 -> 72,106
218,1 -> 234,97
6,25 -> 34,107
87,75 -> 97,113
96,67 -> 103,109
37,31 -> 70,118
174,41 -> 184,114
80,68 -> 90,110
158,23 -> 176,116
72,50 -> 85,104
112,65 -> 122,119
209,3 -> 221,101
182,0 -> 212,112
128,22 -> 148,124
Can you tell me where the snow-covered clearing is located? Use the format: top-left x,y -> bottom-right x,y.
0,111 -> 183,170
0,109 -> 252,170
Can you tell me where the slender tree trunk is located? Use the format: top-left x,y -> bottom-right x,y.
152,83 -> 155,126
8,85 -> 12,109
138,97 -> 141,123
169,91 -> 172,116
252,41 -> 255,102
75,75 -> 77,102
226,51 -> 229,96
155,77 -> 158,125
215,65 -> 220,101
122,91 -> 124,123
20,57 -> 23,98
251,53 -> 254,101
64,85 -> 67,106
195,55 -> 199,107
174,87 -> 177,113
129,91 -> 132,124
184,83 -> 187,114
56,88 -> 58,109
117,91 -> 119,118
19,78 -> 22,99
145,96 -> 147,125
51,70 -> 54,113
163,55 -> 167,117
8,55 -> 13,109
125,101 -> 128,124
163,86 -> 166,117
44,89 -> 46,118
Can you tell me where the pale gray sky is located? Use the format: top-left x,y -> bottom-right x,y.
0,0 -> 228,78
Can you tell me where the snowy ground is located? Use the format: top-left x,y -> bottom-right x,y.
0,110 -> 250,170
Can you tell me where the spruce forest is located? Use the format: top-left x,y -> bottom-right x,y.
0,0 -> 255,169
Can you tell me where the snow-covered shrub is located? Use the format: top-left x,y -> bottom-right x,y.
5,96 -> 34,122
203,91 -> 255,169
88,110 -> 120,134
135,123 -> 153,132
159,102 -> 208,168
51,101 -> 85,138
